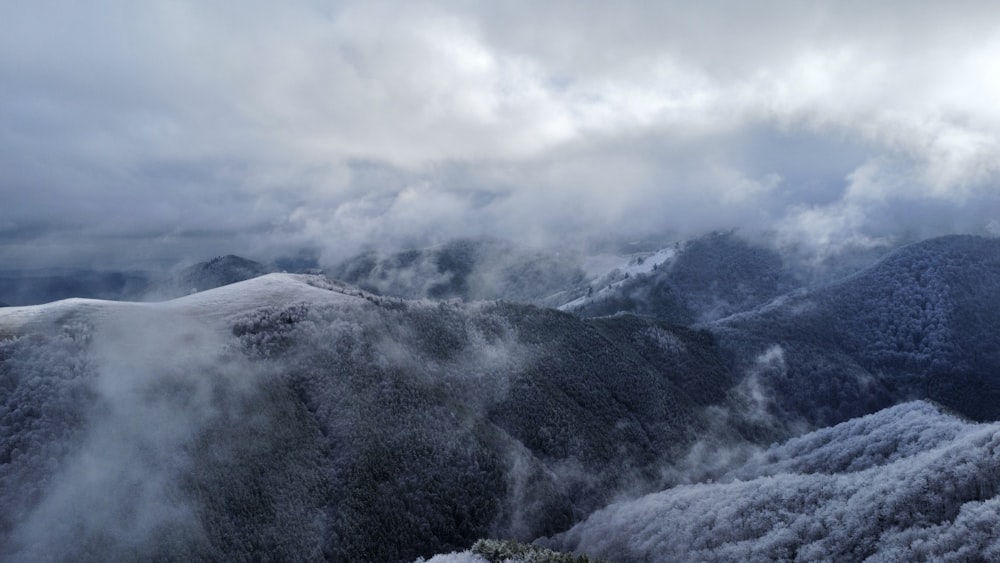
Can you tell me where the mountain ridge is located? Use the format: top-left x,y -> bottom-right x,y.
3,233 -> 1000,560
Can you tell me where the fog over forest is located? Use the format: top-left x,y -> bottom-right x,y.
2,1 -> 1000,562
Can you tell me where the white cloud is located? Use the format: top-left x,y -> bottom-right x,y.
1,0 -> 999,267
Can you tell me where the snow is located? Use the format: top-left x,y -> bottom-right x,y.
0,274 -> 366,335
550,401 -> 1000,562
166,273 -> 364,322
418,552 -> 487,563
579,246 -> 675,281
558,246 -> 676,311
0,298 -> 138,336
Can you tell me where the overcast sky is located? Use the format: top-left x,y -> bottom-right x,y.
2,0 -> 999,268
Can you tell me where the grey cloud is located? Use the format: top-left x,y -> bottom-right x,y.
1,1 -> 999,269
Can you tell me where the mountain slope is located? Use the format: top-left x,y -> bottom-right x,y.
5,235 -> 1000,561
548,401 -> 1000,562
711,234 -> 1000,424
563,232 -> 800,323
0,274 -> 732,561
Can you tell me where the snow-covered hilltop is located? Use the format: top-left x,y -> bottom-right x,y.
0,273 -> 368,335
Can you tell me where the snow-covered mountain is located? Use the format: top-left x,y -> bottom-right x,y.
547,400 -> 1000,562
3,234 -> 1000,561
330,232 -> 811,325
0,273 -> 733,561
559,232 -> 803,323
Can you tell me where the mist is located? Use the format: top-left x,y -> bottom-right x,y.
2,1 -> 999,270
0,307 -> 291,560
4,2 -> 1000,561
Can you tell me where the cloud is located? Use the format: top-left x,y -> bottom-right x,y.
1,1 -> 999,268
4,308 -> 265,560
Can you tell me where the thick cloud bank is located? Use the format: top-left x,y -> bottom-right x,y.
549,401 -> 1000,562
2,1 -> 1000,268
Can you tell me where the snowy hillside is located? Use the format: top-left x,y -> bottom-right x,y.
0,272 -> 733,561
0,254 -> 314,306
560,232 -> 801,323
549,401 -> 1000,562
555,246 -> 677,311
0,274 -> 367,335
3,235 -> 1000,561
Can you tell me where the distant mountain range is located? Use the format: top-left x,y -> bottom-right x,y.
0,232 -> 887,310
0,269 -> 154,306
2,233 -> 999,561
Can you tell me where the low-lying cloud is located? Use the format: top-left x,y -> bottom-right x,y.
4,309 -> 266,560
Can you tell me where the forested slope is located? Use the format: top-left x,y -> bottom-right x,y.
549,401 -> 1000,562
712,234 -> 1000,425
0,275 -> 729,561
4,235 -> 1000,561
566,232 -> 800,323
